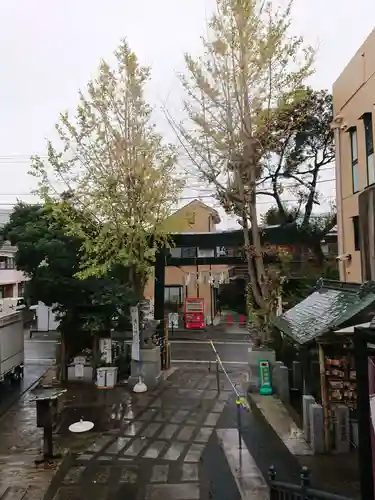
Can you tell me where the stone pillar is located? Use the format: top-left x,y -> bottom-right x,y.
292,361 -> 302,390
128,346 -> 163,390
272,361 -> 284,394
278,365 -> 290,404
310,404 -> 325,454
351,422 -> 359,448
302,395 -> 316,443
334,405 -> 350,454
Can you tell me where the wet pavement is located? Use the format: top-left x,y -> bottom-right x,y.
170,340 -> 249,364
0,379 -> 57,499
25,334 -> 57,365
44,367 -> 259,500
0,362 -> 361,499
0,365 -> 49,417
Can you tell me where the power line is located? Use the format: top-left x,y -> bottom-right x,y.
0,194 -> 336,208
0,177 -> 337,199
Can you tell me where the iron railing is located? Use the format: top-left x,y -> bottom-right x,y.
269,466 -> 355,500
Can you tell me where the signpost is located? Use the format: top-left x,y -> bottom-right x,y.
99,338 -> 112,364
73,356 -> 86,379
130,306 -> 140,362
258,360 -> 273,395
130,305 -> 147,393
168,312 -> 178,336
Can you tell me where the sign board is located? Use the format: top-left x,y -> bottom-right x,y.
130,306 -> 140,361
74,363 -> 84,378
197,248 -> 215,258
99,338 -> 112,364
258,360 -> 273,395
216,246 -> 228,257
74,356 -> 86,366
168,313 -> 179,329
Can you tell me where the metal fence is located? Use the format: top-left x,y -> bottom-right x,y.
269,466 -> 355,500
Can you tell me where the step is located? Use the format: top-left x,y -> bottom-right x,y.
0,486 -> 43,500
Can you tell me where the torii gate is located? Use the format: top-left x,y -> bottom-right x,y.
153,224 -> 299,367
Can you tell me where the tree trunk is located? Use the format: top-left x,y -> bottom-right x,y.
59,335 -> 67,383
248,180 -> 268,301
311,241 -> 325,266
242,215 -> 265,308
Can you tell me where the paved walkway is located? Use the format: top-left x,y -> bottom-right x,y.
0,363 -> 360,499
0,387 -> 57,499
44,367 -> 267,500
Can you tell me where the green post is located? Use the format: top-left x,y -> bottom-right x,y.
258,360 -> 273,395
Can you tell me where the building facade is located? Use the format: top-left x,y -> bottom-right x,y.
0,209 -> 26,298
333,28 -> 375,283
144,199 -> 228,325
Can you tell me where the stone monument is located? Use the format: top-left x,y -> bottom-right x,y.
127,306 -> 163,391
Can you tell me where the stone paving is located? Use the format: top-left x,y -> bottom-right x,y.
0,389 -> 57,499
44,367 -> 248,500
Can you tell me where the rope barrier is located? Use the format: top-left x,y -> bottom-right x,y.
208,338 -> 251,450
209,339 -> 249,411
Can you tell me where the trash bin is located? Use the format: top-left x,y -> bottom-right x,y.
96,367 -> 106,388
105,367 -> 118,389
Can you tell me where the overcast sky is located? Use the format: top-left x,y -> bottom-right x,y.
1,0 -> 374,228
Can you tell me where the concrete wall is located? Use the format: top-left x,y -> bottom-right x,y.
333,28 -> 375,283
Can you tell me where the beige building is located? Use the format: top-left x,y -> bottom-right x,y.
333,28 -> 375,283
144,199 -> 228,324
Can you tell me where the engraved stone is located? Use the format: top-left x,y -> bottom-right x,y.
181,463 -> 199,482
151,464 -> 169,483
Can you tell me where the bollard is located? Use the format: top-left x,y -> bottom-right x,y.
227,314 -> 232,325
237,401 -> 242,450
239,315 -> 245,326
216,360 -> 220,394
300,466 -> 311,489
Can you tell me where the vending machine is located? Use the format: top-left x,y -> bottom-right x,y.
184,298 -> 205,329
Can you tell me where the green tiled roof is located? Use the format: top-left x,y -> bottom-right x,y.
271,279 -> 375,345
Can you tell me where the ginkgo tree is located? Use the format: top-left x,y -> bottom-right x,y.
169,0 -> 315,339
31,40 -> 183,297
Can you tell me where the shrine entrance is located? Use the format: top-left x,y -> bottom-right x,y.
153,224 -> 300,368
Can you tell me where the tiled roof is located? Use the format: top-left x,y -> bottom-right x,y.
272,279 -> 375,345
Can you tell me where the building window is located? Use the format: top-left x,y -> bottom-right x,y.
350,128 -> 359,193
353,216 -> 360,251
164,286 -> 183,304
364,113 -> 374,185
164,285 -> 183,313
0,256 -> 15,269
18,282 -> 25,297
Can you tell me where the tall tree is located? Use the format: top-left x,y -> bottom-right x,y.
168,0 -> 314,338
259,88 -> 336,262
31,40 -> 183,296
1,203 -> 134,377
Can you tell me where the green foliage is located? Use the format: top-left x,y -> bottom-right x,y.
1,203 -> 136,351
168,0 -> 315,338
30,40 -> 183,293
260,88 -> 336,231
